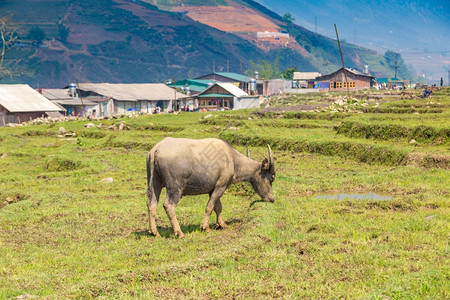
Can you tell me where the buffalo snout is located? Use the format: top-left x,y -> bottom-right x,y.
264,195 -> 275,203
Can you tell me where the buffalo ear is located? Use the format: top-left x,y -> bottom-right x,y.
262,157 -> 269,170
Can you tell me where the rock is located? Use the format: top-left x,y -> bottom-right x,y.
1,153 -> 7,159
425,215 -> 436,220
85,123 -> 96,128
204,114 -> 212,119
100,177 -> 114,183
409,139 -> 416,144
57,127 -> 66,135
118,123 -> 125,131
228,127 -> 239,131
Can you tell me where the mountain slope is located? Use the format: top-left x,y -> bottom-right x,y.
255,0 -> 449,82
1,0 -> 404,87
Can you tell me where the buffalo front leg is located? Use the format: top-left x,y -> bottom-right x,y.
163,196 -> 185,238
214,199 -> 227,229
201,187 -> 226,232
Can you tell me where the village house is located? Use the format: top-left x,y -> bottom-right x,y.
72,83 -> 187,115
196,82 -> 259,111
316,68 -> 375,91
0,84 -> 62,126
166,79 -> 215,96
195,72 -> 255,94
293,72 -> 322,88
41,88 -> 102,117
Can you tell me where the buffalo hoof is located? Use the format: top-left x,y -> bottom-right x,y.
148,230 -> 161,237
175,231 -> 185,238
216,222 -> 227,229
200,224 -> 211,232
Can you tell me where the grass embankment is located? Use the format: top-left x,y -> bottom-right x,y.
0,89 -> 449,298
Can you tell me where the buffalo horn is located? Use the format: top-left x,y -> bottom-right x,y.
267,144 -> 275,173
246,146 -> 250,158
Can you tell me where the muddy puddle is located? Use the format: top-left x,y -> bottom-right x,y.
316,193 -> 393,200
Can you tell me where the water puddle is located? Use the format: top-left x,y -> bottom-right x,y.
316,193 -> 393,201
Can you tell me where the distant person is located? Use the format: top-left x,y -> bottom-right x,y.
423,88 -> 432,98
440,77 -> 443,87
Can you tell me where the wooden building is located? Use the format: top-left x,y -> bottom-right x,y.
41,89 -> 101,117
316,68 -> 375,91
197,82 -> 259,111
0,84 -> 62,126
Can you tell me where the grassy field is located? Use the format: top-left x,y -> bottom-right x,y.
0,88 -> 449,299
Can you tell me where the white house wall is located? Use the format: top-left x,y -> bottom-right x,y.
233,97 -> 260,109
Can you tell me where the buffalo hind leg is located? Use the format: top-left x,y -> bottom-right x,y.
214,199 -> 227,229
163,192 -> 185,238
201,187 -> 227,232
147,179 -> 162,237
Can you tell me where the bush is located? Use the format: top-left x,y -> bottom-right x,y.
45,157 -> 83,172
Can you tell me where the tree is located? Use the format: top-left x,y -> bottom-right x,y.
280,66 -> 298,80
383,50 -> 412,79
282,13 -> 295,24
0,17 -> 18,80
245,58 -> 281,80
57,24 -> 70,42
27,26 -> 45,44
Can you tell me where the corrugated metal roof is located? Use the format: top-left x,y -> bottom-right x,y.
0,84 -> 62,112
76,83 -> 187,101
215,72 -> 252,82
376,77 -> 400,83
198,94 -> 233,98
200,82 -> 248,98
293,72 -> 322,80
52,99 -> 98,106
316,68 -> 375,80
41,89 -> 73,100
166,79 -> 213,93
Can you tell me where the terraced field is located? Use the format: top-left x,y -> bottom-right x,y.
0,88 -> 448,298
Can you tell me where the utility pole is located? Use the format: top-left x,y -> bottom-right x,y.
213,61 -> 215,73
173,76 -> 177,112
394,61 -> 399,78
240,60 -> 243,74
76,79 -> 84,116
334,24 -> 350,99
227,59 -> 229,73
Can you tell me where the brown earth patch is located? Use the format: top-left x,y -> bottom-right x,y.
171,5 -> 279,32
407,152 -> 450,169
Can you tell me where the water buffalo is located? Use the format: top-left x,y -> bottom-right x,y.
146,137 -> 276,238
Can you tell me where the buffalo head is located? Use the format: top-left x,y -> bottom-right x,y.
250,144 -> 276,202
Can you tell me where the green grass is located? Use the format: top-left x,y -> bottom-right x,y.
0,89 -> 449,298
